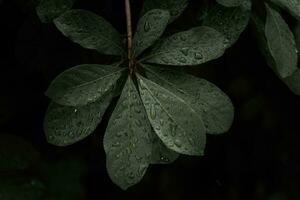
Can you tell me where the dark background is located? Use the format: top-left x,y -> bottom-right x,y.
0,0 -> 300,199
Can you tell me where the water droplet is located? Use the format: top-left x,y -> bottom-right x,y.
178,57 -> 187,63
223,38 -> 230,47
180,47 -> 189,56
194,52 -> 203,60
170,124 -> 177,137
150,105 -> 156,119
144,21 -> 151,32
174,139 -> 182,148
160,156 -> 169,162
188,137 -> 194,145
180,35 -> 187,41
159,119 -> 164,126
116,132 -> 123,137
128,172 -> 135,179
112,142 -> 120,147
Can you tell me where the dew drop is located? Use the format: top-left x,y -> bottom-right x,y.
112,142 -> 120,147
144,21 -> 151,32
180,47 -> 189,56
170,124 -> 177,137
178,57 -> 187,63
180,35 -> 187,41
194,52 -> 203,60
150,105 -> 156,119
160,156 -> 169,162
174,139 -> 182,148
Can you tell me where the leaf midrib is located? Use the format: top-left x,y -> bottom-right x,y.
63,68 -> 125,91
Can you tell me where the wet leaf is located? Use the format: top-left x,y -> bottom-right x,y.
133,9 -> 170,57
137,74 -> 206,156
271,0 -> 300,20
36,0 -> 74,23
141,0 -> 188,23
144,65 -> 234,134
44,93 -> 112,146
144,26 -> 226,66
0,134 -> 39,171
265,4 -> 298,78
46,64 -> 124,106
252,14 -> 300,95
54,9 -> 124,56
202,3 -> 250,48
103,77 -> 152,190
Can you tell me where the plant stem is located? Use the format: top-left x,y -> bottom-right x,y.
125,0 -> 134,75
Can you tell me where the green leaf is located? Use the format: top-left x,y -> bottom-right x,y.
141,0 -> 188,23
133,9 -> 170,57
54,9 -> 124,56
0,174 -> 45,200
0,134 -> 39,171
270,0 -> 300,20
144,65 -> 234,134
265,4 -> 298,78
137,74 -> 206,156
150,133 -> 179,164
36,0 -> 74,23
44,93 -> 112,146
46,64 -> 124,106
202,3 -> 250,48
144,26 -> 226,66
252,14 -> 300,95
103,77 -> 153,190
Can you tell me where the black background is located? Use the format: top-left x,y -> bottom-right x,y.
0,0 -> 300,199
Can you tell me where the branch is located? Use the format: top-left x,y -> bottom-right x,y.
125,0 -> 134,75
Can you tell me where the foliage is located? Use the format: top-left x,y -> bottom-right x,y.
34,0 -> 300,190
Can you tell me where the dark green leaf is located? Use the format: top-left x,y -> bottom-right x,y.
202,3 -> 250,48
265,4 -> 298,78
137,74 -> 206,156
54,9 -> 124,55
103,77 -> 152,190
44,93 -> 112,146
141,0 -> 188,23
0,134 -> 39,171
46,64 -> 124,106
133,9 -> 170,57
270,0 -> 300,20
144,65 -> 234,134
36,0 -> 74,23
252,14 -> 300,95
144,26 -> 226,66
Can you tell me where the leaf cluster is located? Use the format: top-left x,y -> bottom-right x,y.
36,0 -> 300,189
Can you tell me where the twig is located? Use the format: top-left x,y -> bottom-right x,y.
125,0 -> 134,75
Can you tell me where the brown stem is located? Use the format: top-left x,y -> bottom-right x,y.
125,0 -> 134,76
